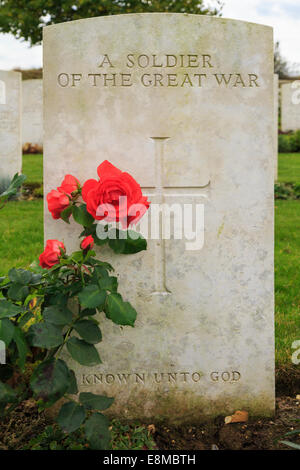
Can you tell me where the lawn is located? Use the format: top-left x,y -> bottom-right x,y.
0,200 -> 43,274
278,153 -> 300,183
22,154 -> 43,184
275,200 -> 300,364
0,153 -> 299,367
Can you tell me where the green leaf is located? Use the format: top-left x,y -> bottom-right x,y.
45,293 -> 68,308
28,323 -> 64,348
0,173 -> 26,202
0,319 -> 15,346
91,265 -> 110,282
18,311 -> 34,328
8,268 -> 32,285
280,440 -> 300,450
7,283 -> 29,302
98,276 -> 118,292
108,229 -> 147,254
0,300 -> 23,319
78,284 -> 106,309
79,308 -> 97,318
43,305 -> 73,326
30,358 -> 71,407
13,327 -> 29,370
60,205 -> 72,224
30,273 -> 43,285
67,370 -> 78,395
0,381 -> 17,405
66,337 -> 101,366
72,204 -> 94,227
85,412 -> 111,450
79,392 -> 114,411
57,402 -> 86,433
105,293 -> 137,327
74,320 -> 102,344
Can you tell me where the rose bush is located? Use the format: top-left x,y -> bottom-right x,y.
0,161 -> 149,450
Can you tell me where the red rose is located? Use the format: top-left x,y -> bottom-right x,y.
57,174 -> 80,195
47,189 -> 70,219
39,239 -> 66,269
82,160 -> 150,228
81,235 -> 94,251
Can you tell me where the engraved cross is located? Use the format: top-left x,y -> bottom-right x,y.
143,137 -> 210,296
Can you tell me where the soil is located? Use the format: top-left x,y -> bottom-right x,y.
155,397 -> 300,450
0,399 -> 48,450
0,396 -> 299,450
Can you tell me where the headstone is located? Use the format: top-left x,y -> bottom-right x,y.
274,74 -> 279,180
0,70 -> 22,180
44,14 -> 275,422
22,79 -> 43,146
281,81 -> 300,132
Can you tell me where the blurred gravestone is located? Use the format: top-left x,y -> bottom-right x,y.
274,74 -> 279,180
0,70 -> 22,180
281,81 -> 300,132
22,79 -> 43,147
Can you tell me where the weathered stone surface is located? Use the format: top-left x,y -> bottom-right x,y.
0,70 -> 22,180
281,81 -> 300,132
44,14 -> 275,422
22,79 -> 43,146
274,74 -> 279,180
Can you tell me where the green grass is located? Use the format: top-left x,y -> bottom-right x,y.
22,154 -> 43,184
278,153 -> 300,183
0,200 -> 43,275
275,200 -> 300,365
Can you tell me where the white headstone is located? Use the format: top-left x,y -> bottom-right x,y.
281,81 -> 300,132
0,70 -> 22,180
22,79 -> 43,146
274,74 -> 279,180
44,14 -> 275,422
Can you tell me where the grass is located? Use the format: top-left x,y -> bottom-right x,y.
275,200 -> 300,365
278,153 -> 300,183
22,154 -> 43,184
0,200 -> 43,275
0,153 -> 299,367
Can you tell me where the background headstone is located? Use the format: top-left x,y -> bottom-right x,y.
44,14 -> 274,422
0,70 -> 22,180
274,74 -> 279,180
22,79 -> 43,146
281,81 -> 300,132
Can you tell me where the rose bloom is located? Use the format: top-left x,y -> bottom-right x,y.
47,189 -> 70,219
82,160 -> 150,228
57,174 -> 80,195
81,235 -> 94,251
39,240 -> 66,269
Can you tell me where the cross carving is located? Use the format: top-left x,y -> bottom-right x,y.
143,137 -> 210,296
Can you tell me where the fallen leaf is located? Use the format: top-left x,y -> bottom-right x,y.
225,410 -> 249,424
148,424 -> 156,434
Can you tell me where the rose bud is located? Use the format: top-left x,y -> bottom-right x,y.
47,189 -> 70,220
39,240 -> 66,269
80,235 -> 94,251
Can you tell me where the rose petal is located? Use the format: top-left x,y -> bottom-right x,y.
82,179 -> 98,202
97,160 -> 122,179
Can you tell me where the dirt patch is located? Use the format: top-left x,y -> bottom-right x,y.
0,396 -> 299,450
154,397 -> 300,450
0,399 -> 48,450
276,365 -> 300,397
